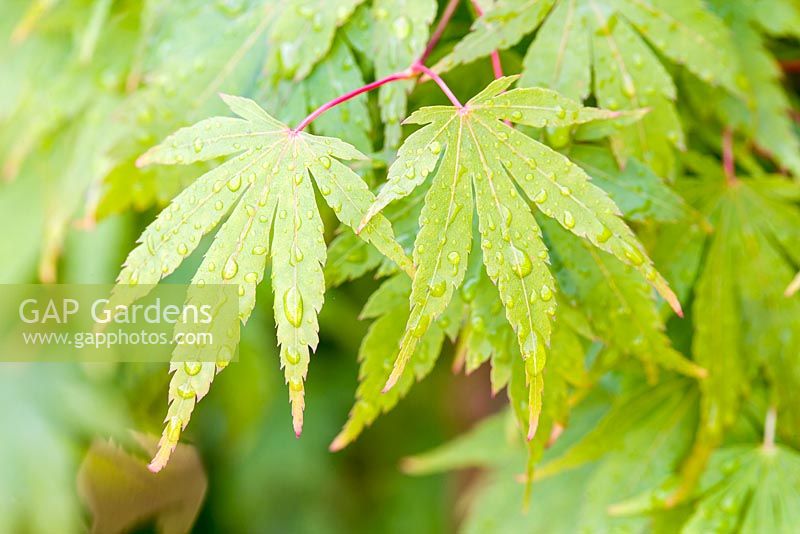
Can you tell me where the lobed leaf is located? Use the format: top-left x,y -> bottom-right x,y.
116,95 -> 411,469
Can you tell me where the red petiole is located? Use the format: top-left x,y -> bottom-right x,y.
293,0 -> 470,133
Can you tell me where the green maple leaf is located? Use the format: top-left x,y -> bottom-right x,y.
544,217 -> 705,380
683,445 -> 800,532
345,0 -> 437,147
265,0 -> 366,81
359,76 -> 682,439
676,154 -> 800,455
113,94 -> 412,470
433,0 -> 743,177
329,273 -> 459,450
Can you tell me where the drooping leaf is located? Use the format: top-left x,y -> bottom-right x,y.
114,94 -> 412,469
362,76 -> 681,438
544,217 -> 704,379
330,274 -> 458,450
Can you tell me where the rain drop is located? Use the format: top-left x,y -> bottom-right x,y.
540,285 -> 554,301
509,246 -> 532,278
184,361 -> 202,376
429,280 -> 447,297
222,255 -> 239,280
563,210 -> 576,229
176,383 -> 195,399
283,287 -> 304,327
393,16 -> 411,39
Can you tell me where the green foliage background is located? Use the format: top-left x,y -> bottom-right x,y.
1,0 -> 800,532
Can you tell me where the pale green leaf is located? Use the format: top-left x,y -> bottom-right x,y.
364,77 -> 680,437
520,0 -> 592,101
266,0 -> 365,81
433,0 -> 556,73
345,0 -> 437,147
115,95 -> 411,469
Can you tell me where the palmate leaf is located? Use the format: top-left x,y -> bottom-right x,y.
404,380 -> 698,533
114,94 -> 412,470
677,158 -> 800,469
360,76 -> 681,438
433,0 -> 742,178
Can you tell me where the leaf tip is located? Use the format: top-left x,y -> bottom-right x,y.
147,445 -> 173,473
526,417 -> 539,441
290,385 -> 305,437
135,152 -> 151,168
329,433 -> 347,452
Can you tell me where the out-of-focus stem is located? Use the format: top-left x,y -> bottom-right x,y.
470,1 -> 505,80
419,0 -> 461,65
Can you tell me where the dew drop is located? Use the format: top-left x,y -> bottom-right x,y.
461,278 -> 478,302
393,16 -> 411,39
319,156 -> 331,169
540,285 -> 554,301
283,287 -> 304,327
413,315 -> 431,337
214,200 -> 224,210
624,245 -> 644,266
289,378 -> 303,392
509,246 -> 533,278
184,361 -> 202,376
286,348 -> 301,365
428,141 -> 441,155
176,383 -> 195,399
597,226 -> 612,243
244,272 -> 258,283
511,111 -> 522,121
533,190 -> 548,204
221,255 -> 239,280
166,417 -> 182,442
291,245 -> 304,264
177,243 -> 189,256
563,210 -> 576,229
193,138 -> 204,153
429,280 -> 447,297
252,245 -> 267,255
